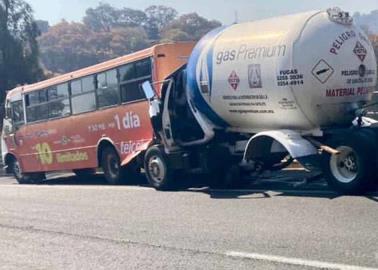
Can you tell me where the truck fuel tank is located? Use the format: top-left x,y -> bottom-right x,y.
186,8 -> 377,133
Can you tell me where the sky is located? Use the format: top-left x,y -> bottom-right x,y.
29,0 -> 378,25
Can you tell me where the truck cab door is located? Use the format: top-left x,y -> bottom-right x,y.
142,69 -> 215,152
142,80 -> 179,152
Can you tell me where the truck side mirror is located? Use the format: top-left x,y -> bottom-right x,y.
142,81 -> 155,100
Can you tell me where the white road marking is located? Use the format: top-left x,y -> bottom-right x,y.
226,251 -> 378,270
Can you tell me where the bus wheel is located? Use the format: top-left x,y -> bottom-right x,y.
11,159 -> 34,184
101,147 -> 125,185
144,146 -> 174,190
73,168 -> 96,179
322,134 -> 375,194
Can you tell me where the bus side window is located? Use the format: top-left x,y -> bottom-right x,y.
11,100 -> 25,128
119,63 -> 135,82
120,58 -> 151,103
71,76 -> 97,115
135,58 -> 151,77
97,69 -> 120,108
120,82 -> 146,103
26,90 -> 48,122
48,83 -> 71,118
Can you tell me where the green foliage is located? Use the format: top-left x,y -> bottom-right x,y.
38,21 -> 149,73
38,3 -> 222,74
35,20 -> 49,34
162,13 -> 221,42
38,21 -> 98,73
160,28 -> 191,42
144,5 -> 178,40
83,3 -> 147,32
83,3 -> 118,32
0,0 -> 44,103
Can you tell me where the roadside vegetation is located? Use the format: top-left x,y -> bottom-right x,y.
37,3 -> 221,74
0,0 -> 377,117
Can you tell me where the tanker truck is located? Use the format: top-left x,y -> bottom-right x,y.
141,7 -> 378,194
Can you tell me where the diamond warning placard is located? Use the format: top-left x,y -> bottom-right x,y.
228,71 -> 240,90
311,59 -> 334,84
353,41 -> 367,62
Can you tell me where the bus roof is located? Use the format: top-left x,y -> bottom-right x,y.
7,42 -> 195,98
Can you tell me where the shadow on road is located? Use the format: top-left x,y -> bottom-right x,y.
41,173 -> 149,187
365,196 -> 378,203
181,170 -> 378,201
22,169 -> 378,202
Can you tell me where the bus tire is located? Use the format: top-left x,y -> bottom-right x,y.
101,146 -> 126,185
11,158 -> 36,184
144,146 -> 175,190
322,133 -> 375,194
73,168 -> 96,179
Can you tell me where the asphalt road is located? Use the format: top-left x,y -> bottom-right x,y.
0,170 -> 377,270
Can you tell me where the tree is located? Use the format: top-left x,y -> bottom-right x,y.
38,4 -> 222,74
38,21 -> 149,73
162,13 -> 221,41
160,28 -> 191,42
83,3 -> 118,32
144,5 -> 178,40
354,10 -> 378,34
108,27 -> 148,56
83,3 -> 147,32
117,8 -> 147,28
35,20 -> 49,34
0,0 -> 44,104
38,21 -> 97,73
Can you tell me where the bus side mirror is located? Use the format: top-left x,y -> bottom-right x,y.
142,81 -> 155,100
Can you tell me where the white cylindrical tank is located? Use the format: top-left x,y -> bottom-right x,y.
187,8 -> 377,133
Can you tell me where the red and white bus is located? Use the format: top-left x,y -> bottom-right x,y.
2,42 -> 195,184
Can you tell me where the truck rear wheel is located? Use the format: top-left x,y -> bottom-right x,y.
322,134 -> 375,194
144,146 -> 175,190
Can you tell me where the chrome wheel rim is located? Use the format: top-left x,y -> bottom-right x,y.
330,146 -> 358,184
148,156 -> 165,183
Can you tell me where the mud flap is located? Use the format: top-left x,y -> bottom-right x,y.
243,130 -> 319,171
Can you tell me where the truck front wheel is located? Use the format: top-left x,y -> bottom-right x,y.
144,146 -> 175,190
322,134 -> 375,194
